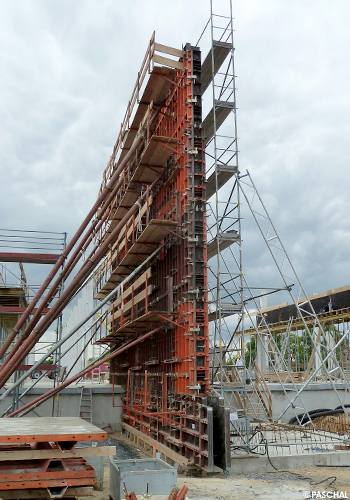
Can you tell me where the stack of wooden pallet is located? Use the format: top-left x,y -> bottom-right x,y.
0,417 -> 116,499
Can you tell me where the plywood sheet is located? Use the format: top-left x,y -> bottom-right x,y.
201,41 -> 231,94
202,101 -> 234,145
96,220 -> 177,296
140,136 -> 178,167
116,67 -> 176,167
0,417 -> 106,443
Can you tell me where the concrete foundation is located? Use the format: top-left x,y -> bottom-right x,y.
230,450 -> 350,474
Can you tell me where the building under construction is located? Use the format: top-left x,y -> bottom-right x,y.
1,2 -> 350,494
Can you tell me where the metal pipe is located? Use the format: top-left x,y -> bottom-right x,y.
1,105 -> 161,373
0,130 -> 144,363
6,325 -> 164,418
0,369 -> 48,417
0,221 -> 104,373
0,137 -> 158,384
0,241 -> 166,399
277,329 -> 350,420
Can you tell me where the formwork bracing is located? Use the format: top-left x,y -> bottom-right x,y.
2,0 -> 350,474
92,35 -> 217,470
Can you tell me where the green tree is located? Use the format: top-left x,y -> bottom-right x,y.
244,337 -> 256,368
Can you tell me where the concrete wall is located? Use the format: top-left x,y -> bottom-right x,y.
1,384 -> 124,431
269,382 -> 350,423
222,382 -> 350,423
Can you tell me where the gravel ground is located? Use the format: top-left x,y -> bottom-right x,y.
81,433 -> 350,500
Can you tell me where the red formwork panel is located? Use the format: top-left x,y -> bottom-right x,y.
93,41 -> 212,469
0,417 -> 107,445
0,476 -> 96,491
0,458 -> 95,483
107,44 -> 209,394
0,417 -> 107,494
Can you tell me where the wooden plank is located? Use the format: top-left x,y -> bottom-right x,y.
303,327 -> 322,381
0,445 -> 116,462
107,285 -> 153,324
111,196 -> 153,258
121,424 -> 189,466
154,42 -> 183,58
153,54 -> 183,70
116,67 -> 175,169
140,136 -> 178,167
108,269 -> 151,313
112,220 -> 178,269
0,486 -> 94,499
230,367 -> 245,409
0,417 -> 107,443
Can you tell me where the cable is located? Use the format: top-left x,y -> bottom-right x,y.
310,476 -> 337,491
230,424 -> 278,470
289,405 -> 350,426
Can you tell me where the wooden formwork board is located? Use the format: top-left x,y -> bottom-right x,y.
111,197 -> 153,262
97,219 -> 177,297
139,136 -> 178,167
131,163 -> 163,184
107,269 -> 152,313
122,219 -> 177,258
0,486 -> 93,499
113,312 -> 171,335
107,285 -> 153,324
119,190 -> 140,209
98,312 -> 171,342
121,424 -> 189,466
104,206 -> 129,236
0,446 -> 116,462
263,371 -> 304,383
0,418 -> 107,444
117,67 -> 176,168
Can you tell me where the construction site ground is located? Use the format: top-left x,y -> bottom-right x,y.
82,433 -> 350,500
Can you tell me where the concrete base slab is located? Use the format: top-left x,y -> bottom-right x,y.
230,450 -> 350,474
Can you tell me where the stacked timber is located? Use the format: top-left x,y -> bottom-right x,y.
0,417 -> 116,499
306,412 -> 350,435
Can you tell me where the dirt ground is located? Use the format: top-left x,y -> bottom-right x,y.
82,433 -> 350,500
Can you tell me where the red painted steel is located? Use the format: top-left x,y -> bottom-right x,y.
6,325 -> 165,417
0,476 -> 96,490
0,253 -> 60,264
0,166 -> 163,387
0,307 -> 50,315
0,458 -> 95,482
92,42 -> 211,467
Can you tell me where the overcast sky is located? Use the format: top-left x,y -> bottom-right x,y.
1,0 -> 350,312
